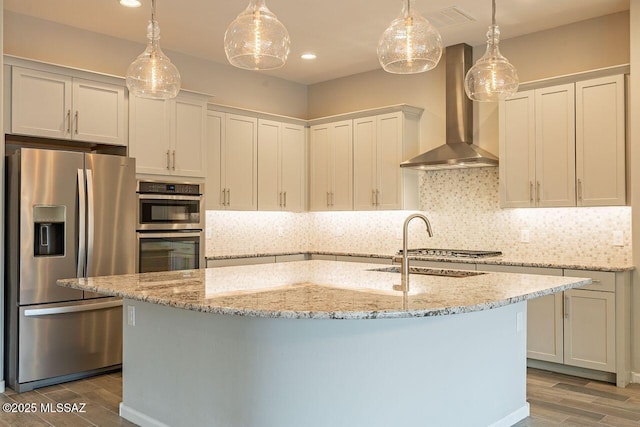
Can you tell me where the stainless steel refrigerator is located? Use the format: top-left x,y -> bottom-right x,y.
5,148 -> 136,392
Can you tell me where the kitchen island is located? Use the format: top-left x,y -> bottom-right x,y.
58,260 -> 591,427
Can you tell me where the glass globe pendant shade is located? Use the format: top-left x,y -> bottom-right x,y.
224,0 -> 291,70
126,1 -> 181,99
464,2 -> 519,102
377,0 -> 443,74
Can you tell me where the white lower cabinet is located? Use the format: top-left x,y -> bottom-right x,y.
479,264 -> 564,362
563,289 -> 615,372
478,264 -> 630,385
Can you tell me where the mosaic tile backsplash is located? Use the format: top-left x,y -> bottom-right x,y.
206,168 -> 631,264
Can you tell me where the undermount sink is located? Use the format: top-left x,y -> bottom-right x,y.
369,266 -> 486,278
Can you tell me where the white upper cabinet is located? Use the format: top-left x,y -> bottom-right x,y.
11,66 -> 126,145
257,119 -> 305,212
575,75 -> 626,206
499,75 -> 625,208
535,84 -> 576,207
499,90 -> 536,208
206,112 -> 258,211
129,93 -> 207,177
353,111 -> 419,210
309,120 -> 353,211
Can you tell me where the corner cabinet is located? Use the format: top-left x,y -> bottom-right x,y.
499,74 -> 626,208
309,120 -> 353,211
129,93 -> 207,177
206,111 -> 258,211
257,119 -> 306,212
353,110 -> 420,210
10,66 -> 126,145
478,264 -> 631,387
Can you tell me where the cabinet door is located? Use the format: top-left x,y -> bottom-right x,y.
564,289 -> 615,372
72,78 -> 126,145
172,97 -> 206,177
528,293 -> 565,363
206,111 -> 224,210
478,264 -> 564,362
309,125 -> 331,211
576,75 -> 626,206
11,67 -> 72,139
499,91 -> 536,208
353,116 -> 377,210
257,119 -> 281,211
280,123 -> 306,212
535,84 -> 576,207
376,112 -> 403,210
223,114 -> 257,210
330,120 -> 353,210
128,96 -> 172,175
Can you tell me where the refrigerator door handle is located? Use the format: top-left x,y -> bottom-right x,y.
77,169 -> 86,278
24,300 -> 123,317
86,169 -> 95,277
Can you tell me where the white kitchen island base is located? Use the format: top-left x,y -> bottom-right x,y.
119,299 -> 529,427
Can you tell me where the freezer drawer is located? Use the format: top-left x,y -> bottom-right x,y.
17,298 -> 122,385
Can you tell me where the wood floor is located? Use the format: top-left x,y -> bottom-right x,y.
1,368 -> 640,426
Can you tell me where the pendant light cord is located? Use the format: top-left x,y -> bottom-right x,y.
151,0 -> 157,24
492,0 -> 496,27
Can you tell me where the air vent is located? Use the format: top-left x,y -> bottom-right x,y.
424,6 -> 476,28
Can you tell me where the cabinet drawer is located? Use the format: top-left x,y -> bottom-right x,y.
564,269 -> 615,293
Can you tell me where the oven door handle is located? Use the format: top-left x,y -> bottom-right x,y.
137,231 -> 203,239
137,194 -> 201,201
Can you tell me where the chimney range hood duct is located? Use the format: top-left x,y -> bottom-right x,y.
400,43 -> 498,170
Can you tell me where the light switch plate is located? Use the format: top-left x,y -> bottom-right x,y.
127,306 -> 135,326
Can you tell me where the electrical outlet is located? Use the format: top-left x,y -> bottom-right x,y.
612,230 -> 624,247
520,229 -> 530,243
127,305 -> 135,326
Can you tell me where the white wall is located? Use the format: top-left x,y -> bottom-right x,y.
2,11 -> 308,118
0,0 -> 5,394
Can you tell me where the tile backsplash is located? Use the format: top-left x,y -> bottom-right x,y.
206,168 -> 631,265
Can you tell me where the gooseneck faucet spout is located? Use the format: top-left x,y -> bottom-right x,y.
401,213 -> 433,289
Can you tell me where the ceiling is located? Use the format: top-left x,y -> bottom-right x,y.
3,0 -> 629,85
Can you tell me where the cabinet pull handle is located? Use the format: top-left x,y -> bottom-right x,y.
529,181 -> 534,203
227,189 -> 231,206
376,189 -> 380,206
172,150 -> 176,171
536,181 -> 541,203
577,178 -> 583,201
66,110 -> 71,134
221,189 -> 225,206
279,192 -> 282,207
372,189 -> 376,206
591,279 -> 601,284
284,191 -> 287,207
327,192 -> 330,207
331,192 -> 334,207
166,150 -> 170,170
74,111 -> 79,134
564,295 -> 569,319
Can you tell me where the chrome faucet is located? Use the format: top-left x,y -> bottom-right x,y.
401,213 -> 433,289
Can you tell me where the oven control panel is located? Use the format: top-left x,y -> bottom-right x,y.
138,181 -> 201,195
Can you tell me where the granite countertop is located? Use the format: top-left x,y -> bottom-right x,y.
206,251 -> 634,272
58,260 -> 590,319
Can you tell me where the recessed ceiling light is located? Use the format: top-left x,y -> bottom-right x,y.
120,0 -> 142,7
301,53 -> 317,60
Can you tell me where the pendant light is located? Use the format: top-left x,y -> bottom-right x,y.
224,0 -> 291,70
464,0 -> 518,102
377,0 -> 443,74
126,0 -> 181,99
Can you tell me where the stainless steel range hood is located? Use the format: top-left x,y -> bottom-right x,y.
400,43 -> 498,170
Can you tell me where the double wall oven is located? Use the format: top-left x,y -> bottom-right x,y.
136,181 -> 205,273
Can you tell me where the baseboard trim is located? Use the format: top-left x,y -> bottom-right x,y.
119,403 -> 170,427
489,403 -> 530,427
631,372 -> 640,384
